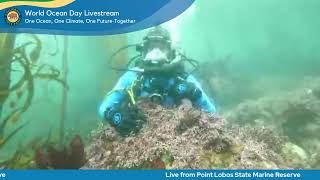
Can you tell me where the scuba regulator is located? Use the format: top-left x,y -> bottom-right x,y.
108,26 -> 199,75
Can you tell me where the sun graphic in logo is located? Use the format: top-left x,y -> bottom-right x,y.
5,8 -> 21,25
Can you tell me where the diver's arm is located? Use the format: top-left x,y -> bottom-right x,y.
98,71 -> 146,136
186,75 -> 217,113
98,70 -> 139,119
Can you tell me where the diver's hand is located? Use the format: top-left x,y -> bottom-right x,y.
104,106 -> 145,136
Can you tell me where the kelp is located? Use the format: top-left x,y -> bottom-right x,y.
0,34 -> 67,149
0,149 -> 36,169
0,34 -> 16,118
0,131 -> 86,169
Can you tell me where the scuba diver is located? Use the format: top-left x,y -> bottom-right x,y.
99,27 -> 217,136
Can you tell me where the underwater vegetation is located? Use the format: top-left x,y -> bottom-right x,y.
35,135 -> 86,169
84,99 -> 311,169
0,134 -> 85,169
1,35 -> 319,169
0,35 -> 15,113
0,34 -> 68,167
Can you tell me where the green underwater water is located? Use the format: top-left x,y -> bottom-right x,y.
1,0 -> 320,166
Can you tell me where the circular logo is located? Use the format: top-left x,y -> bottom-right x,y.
177,83 -> 187,94
113,113 -> 122,125
5,8 -> 21,25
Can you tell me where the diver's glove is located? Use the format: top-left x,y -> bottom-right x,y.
172,81 -> 202,101
104,105 -> 145,136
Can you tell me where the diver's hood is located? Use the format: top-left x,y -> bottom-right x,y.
143,48 -> 169,65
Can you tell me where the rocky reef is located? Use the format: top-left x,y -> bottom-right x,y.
83,100 -> 308,169
35,135 -> 86,169
225,77 -> 320,168
0,135 -> 86,169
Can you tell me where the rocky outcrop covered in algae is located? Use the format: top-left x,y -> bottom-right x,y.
84,100 -> 308,169
225,77 -> 320,168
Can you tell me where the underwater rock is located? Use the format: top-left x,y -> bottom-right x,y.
35,149 -> 50,169
281,142 -> 309,169
35,135 -> 86,169
175,99 -> 201,134
224,76 -> 320,168
84,101 -> 290,169
225,77 -> 320,146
